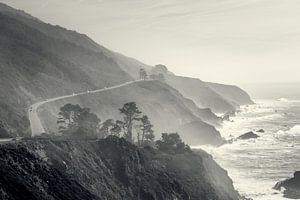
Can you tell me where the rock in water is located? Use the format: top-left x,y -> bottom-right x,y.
257,129 -> 265,133
237,131 -> 259,140
274,171 -> 300,199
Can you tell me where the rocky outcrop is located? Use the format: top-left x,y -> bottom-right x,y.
237,132 -> 259,140
274,171 -> 300,199
257,129 -> 265,133
0,137 -> 240,200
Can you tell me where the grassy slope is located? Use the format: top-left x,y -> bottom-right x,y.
0,9 -> 132,136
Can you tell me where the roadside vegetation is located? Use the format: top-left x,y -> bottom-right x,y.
56,101 -> 190,152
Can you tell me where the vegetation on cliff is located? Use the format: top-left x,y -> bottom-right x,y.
0,135 -> 240,200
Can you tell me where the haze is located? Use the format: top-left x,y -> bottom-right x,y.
3,0 -> 300,85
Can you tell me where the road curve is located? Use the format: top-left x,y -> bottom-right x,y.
28,80 -> 144,137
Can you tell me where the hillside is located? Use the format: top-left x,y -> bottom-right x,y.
206,82 -> 254,106
0,4 -> 144,136
39,81 -> 222,145
150,65 -> 253,113
0,137 -> 240,200
165,74 -> 236,113
0,3 -> 151,79
0,3 -> 253,142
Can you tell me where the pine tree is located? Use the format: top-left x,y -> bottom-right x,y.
119,102 -> 141,142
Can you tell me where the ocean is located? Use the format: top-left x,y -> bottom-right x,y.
196,99 -> 300,200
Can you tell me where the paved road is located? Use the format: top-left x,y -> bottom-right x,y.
28,80 -> 144,136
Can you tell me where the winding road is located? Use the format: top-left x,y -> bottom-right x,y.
28,80 -> 143,137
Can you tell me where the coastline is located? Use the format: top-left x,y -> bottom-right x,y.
193,99 -> 300,200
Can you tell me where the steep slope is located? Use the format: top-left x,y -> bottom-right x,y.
150,65 -> 253,113
0,3 -> 151,79
0,8 -> 133,136
39,81 -> 222,145
165,74 -> 236,113
0,3 -> 252,140
206,82 -> 254,106
0,142 -> 101,200
0,137 -> 240,200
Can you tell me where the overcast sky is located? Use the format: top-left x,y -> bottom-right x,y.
2,0 -> 300,84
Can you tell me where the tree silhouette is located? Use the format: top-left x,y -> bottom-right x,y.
111,120 -> 124,137
99,119 -> 115,138
119,102 -> 141,142
156,133 -> 191,154
139,115 -> 154,146
57,104 -> 83,133
57,104 -> 100,137
77,108 -> 100,136
139,68 -> 148,80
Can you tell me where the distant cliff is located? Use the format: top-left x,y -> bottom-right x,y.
0,137 -> 240,200
205,82 -> 254,106
151,65 -> 253,113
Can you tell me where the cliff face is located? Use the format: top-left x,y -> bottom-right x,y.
205,82 -> 254,106
150,64 -> 253,114
0,137 -> 240,200
164,74 -> 236,113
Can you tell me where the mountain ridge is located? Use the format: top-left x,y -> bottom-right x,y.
0,3 -> 253,145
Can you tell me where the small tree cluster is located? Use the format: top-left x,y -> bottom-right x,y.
136,115 -> 155,146
101,102 -> 155,146
156,133 -> 191,154
149,73 -> 165,82
99,119 -> 123,138
57,104 -> 100,138
57,102 -> 155,145
139,68 -> 148,80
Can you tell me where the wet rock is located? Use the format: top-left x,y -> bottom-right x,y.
257,129 -> 265,133
223,114 -> 230,121
274,171 -> 300,199
237,131 -> 259,140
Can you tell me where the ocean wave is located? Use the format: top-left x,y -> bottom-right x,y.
278,98 -> 290,102
255,113 -> 284,121
277,98 -> 300,103
277,125 -> 300,136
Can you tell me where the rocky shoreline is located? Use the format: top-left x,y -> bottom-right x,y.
274,171 -> 300,199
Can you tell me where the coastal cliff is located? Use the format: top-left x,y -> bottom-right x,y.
0,137 -> 240,200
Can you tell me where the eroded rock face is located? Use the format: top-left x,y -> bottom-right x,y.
0,137 -> 240,200
274,171 -> 300,199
